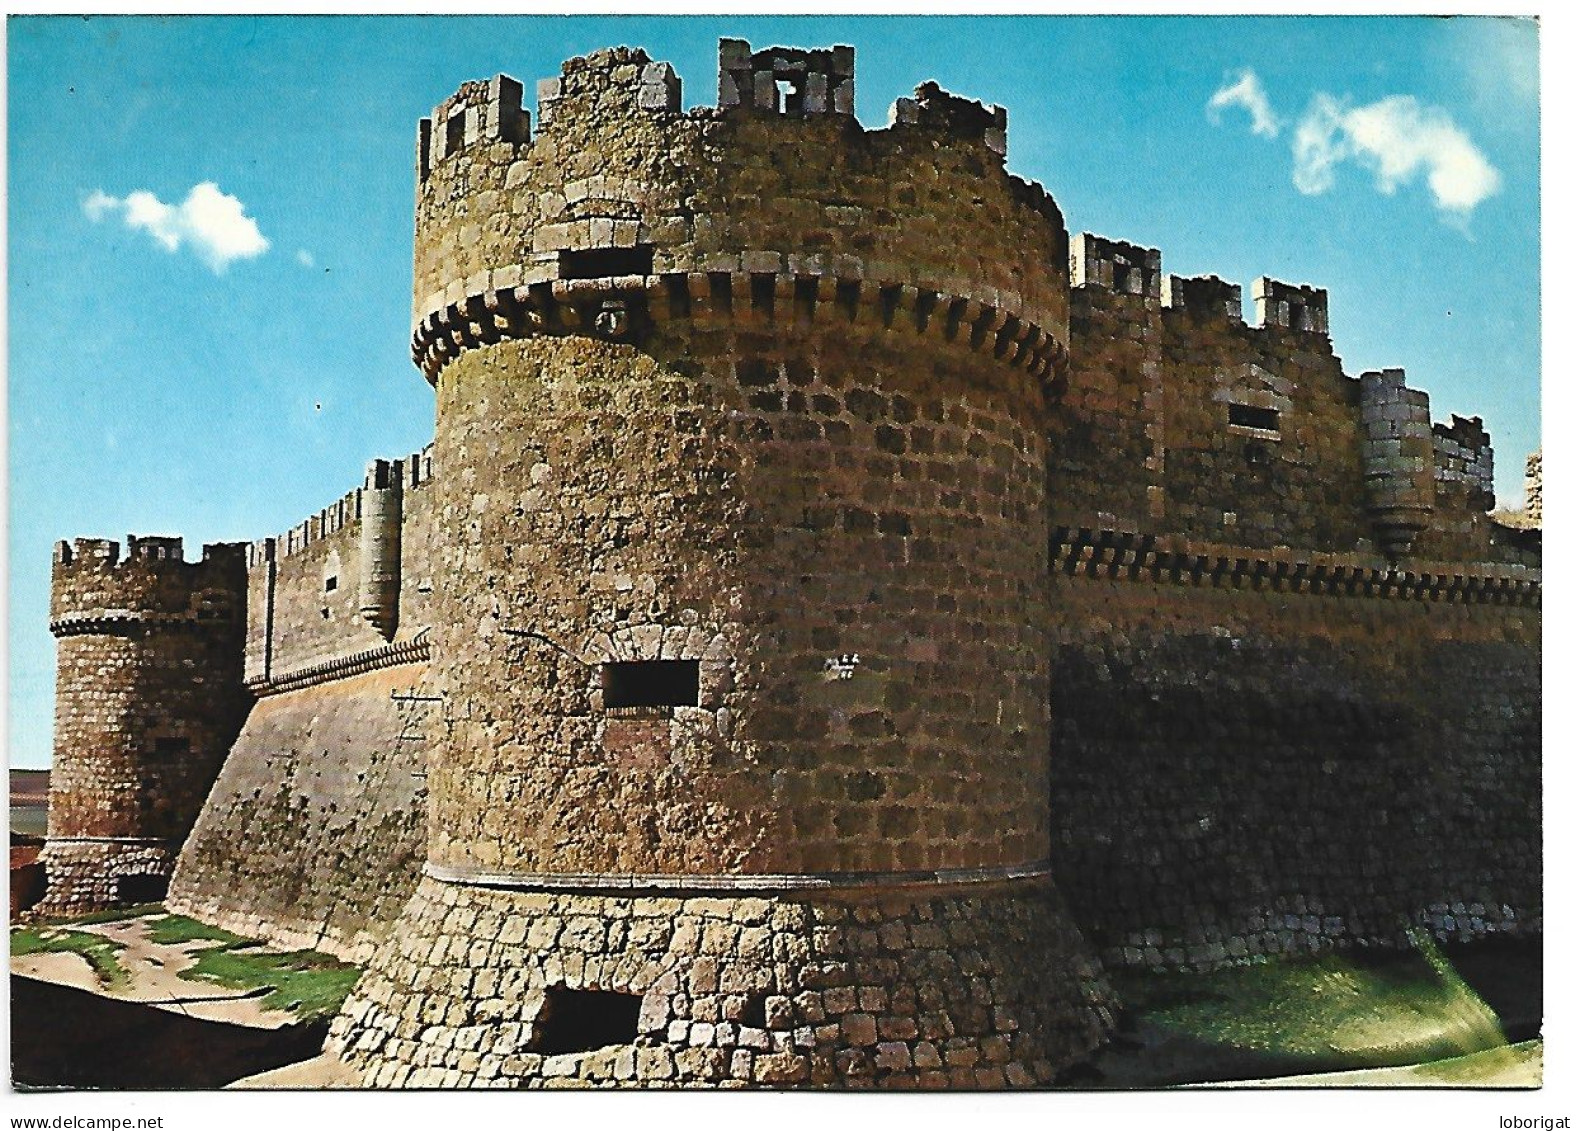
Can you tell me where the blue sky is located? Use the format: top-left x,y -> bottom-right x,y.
6,15 -> 1541,770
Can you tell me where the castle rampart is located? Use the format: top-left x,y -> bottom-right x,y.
242,447 -> 435,691
165,449 -> 437,958
1054,236 -> 1526,565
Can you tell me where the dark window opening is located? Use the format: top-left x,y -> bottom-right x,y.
1112,262 -> 1132,294
533,987 -> 642,1055
154,737 -> 189,759
558,245 -> 655,280
737,991 -> 769,1029
324,576 -> 338,593
602,660 -> 700,709
116,873 -> 169,905
1229,403 -> 1280,432
445,112 -> 465,156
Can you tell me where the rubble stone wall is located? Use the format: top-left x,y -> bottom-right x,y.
328,877 -> 1112,1089
1046,561 -> 1540,972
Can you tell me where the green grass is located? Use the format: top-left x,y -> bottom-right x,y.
1229,1039 -> 1543,1088
13,906 -> 361,1023
10,926 -> 131,990
141,912 -> 246,948
1112,930 -> 1508,1074
178,944 -> 363,1022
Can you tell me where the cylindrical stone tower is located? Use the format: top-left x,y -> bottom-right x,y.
330,41 -> 1112,1088
36,535 -> 247,915
1360,368 -> 1436,559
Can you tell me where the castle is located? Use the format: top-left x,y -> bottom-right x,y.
33,40 -> 1540,1088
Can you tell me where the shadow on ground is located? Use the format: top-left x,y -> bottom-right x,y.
11,975 -> 328,1090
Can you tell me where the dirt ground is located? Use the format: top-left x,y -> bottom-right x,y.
11,916 -> 302,1029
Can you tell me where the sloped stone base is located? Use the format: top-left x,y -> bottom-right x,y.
327,874 -> 1114,1088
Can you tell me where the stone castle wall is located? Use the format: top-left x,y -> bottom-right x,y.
167,664 -> 431,962
1057,239 -> 1526,565
243,449 -> 437,686
165,450 -> 439,952
38,537 -> 249,914
1044,543 -> 1540,971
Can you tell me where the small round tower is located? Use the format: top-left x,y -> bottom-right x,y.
35,535 -> 247,915
330,41 -> 1111,1088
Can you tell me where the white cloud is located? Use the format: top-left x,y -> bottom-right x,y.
1208,69 -> 1281,138
296,248 -> 315,269
1291,93 -> 1500,219
81,182 -> 270,272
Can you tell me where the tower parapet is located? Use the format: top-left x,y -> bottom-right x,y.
1162,274 -> 1243,324
1072,233 -> 1161,300
718,38 -> 852,116
1253,276 -> 1329,334
37,535 -> 248,914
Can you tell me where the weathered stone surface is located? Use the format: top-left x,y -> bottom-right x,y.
37,538 -> 248,916
167,664 -> 429,963
327,879 -> 1112,1088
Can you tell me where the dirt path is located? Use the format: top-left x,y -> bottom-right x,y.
11,917 -> 302,1029
228,1051 -> 361,1088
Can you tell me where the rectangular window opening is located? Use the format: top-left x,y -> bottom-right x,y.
1229,403 -> 1280,432
558,245 -> 655,281
602,659 -> 699,709
324,576 -> 338,593
532,987 -> 642,1055
445,112 -> 465,156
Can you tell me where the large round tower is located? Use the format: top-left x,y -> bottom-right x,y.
330,41 -> 1111,1088
36,536 -> 247,915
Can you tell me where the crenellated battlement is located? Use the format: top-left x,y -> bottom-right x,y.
718,39 -> 852,117
418,75 -> 529,183
1163,274 -> 1244,324
246,446 -> 434,569
1253,276 -> 1329,334
50,534 -> 247,636
411,41 -> 1072,391
1433,414 -> 1495,506
891,81 -> 1007,158
1071,234 -> 1162,300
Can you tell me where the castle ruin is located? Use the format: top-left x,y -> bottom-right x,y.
35,41 -> 1540,1088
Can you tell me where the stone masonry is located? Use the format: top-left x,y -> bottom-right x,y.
43,37 -> 1539,1088
37,537 -> 248,915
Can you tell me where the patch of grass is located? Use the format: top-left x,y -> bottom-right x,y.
142,913 -> 246,948
1112,932 -> 1507,1074
179,944 -> 363,1022
10,926 -> 130,990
